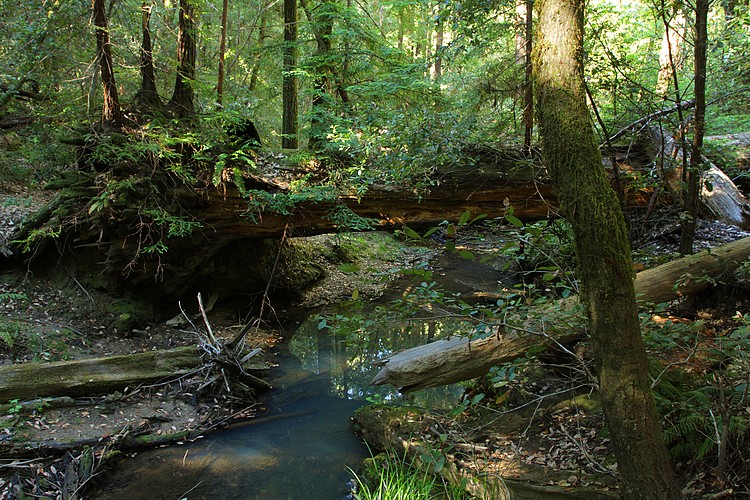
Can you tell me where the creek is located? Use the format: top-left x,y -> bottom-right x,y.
92,251 -> 510,499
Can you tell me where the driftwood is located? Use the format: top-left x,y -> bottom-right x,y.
371,235 -> 750,392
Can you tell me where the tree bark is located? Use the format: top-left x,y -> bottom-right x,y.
217,0 -> 229,107
0,346 -> 271,402
679,0 -> 709,254
656,3 -> 686,98
92,0 -> 124,127
533,0 -> 678,497
370,235 -> 750,392
169,0 -> 197,118
305,0 -> 335,150
282,0 -> 299,149
134,0 -> 162,111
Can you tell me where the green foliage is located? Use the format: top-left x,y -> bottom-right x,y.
645,310 -> 750,476
349,450 -> 468,500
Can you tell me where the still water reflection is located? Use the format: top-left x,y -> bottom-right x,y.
93,303 -> 469,499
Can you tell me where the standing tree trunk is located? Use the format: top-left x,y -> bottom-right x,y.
92,0 -> 124,127
134,0 -> 162,111
217,0 -> 229,107
282,0 -> 299,149
522,0 -> 533,151
169,0 -> 197,118
679,0 -> 709,255
433,5 -> 443,81
533,1 -> 678,498
307,0 -> 335,150
248,12 -> 268,91
656,3 -> 686,98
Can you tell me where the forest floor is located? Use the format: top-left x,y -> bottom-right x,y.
1,179 -> 750,498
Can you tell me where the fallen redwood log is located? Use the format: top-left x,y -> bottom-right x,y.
0,346 -> 270,402
371,235 -> 750,392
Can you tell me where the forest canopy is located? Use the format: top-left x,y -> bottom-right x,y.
2,0 -> 749,163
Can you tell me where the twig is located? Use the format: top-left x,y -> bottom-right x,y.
197,293 -> 217,344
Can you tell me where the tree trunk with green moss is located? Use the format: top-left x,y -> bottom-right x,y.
533,1 -> 678,497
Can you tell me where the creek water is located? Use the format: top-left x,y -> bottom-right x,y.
92,313 -> 468,499
93,252 -> 509,499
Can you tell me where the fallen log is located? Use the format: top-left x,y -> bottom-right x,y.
0,346 -> 202,402
0,344 -> 271,403
371,235 -> 750,392
648,126 -> 750,229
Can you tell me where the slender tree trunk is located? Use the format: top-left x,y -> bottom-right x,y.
533,1 -> 678,498
523,0 -> 533,151
217,0 -> 229,107
169,0 -> 197,118
135,0 -> 162,111
433,7 -> 443,81
248,12 -> 268,91
656,4 -> 686,98
282,0 -> 299,148
679,0 -> 709,255
307,0 -> 335,150
92,0 -> 124,127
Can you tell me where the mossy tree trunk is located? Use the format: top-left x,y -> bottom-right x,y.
532,1 -> 678,498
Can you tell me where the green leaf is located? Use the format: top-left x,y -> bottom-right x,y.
458,210 -> 471,225
339,263 -> 359,273
402,226 -> 421,239
505,214 -> 523,227
352,289 -> 359,300
423,227 -> 440,238
459,250 -> 475,260
469,213 -> 487,224
317,318 -> 327,330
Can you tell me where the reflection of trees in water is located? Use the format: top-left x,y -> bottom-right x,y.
288,313 -> 469,408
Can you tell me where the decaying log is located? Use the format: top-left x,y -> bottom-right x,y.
371,236 -> 750,392
0,344 -> 271,403
648,126 -> 750,229
0,346 -> 201,402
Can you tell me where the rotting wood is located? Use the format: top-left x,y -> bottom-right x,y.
371,236 -> 750,392
649,126 -> 750,229
0,346 -> 201,402
0,346 -> 271,403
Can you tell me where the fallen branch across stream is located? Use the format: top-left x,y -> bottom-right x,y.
370,235 -> 750,392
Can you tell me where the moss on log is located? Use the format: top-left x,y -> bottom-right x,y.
0,346 -> 201,402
